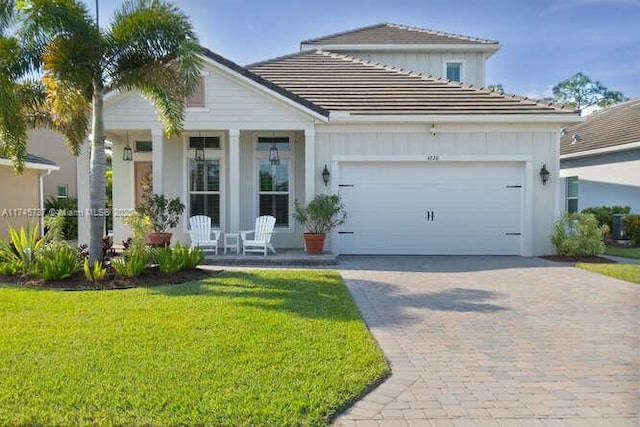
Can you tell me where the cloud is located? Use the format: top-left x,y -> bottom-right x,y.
541,0 -> 640,16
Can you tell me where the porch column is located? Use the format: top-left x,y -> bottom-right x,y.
151,128 -> 163,194
228,129 -> 240,232
304,128 -> 316,204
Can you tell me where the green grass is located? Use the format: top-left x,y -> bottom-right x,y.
576,263 -> 640,284
0,270 -> 388,426
604,246 -> 640,259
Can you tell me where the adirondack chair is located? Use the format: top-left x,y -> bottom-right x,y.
188,215 -> 221,255
240,215 -> 276,256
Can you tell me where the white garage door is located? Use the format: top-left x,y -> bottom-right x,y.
337,161 -> 524,255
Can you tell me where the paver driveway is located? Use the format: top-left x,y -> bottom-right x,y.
334,256 -> 640,427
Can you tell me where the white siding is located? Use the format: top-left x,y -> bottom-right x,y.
341,50 -> 487,86
315,123 -> 560,256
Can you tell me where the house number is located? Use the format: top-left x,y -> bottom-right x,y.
426,155 -> 440,161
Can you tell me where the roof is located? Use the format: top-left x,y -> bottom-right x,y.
0,153 -> 59,171
249,50 -> 577,116
301,22 -> 498,46
560,99 -> 640,156
198,47 -> 329,118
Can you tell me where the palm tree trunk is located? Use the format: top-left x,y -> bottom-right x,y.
89,82 -> 106,263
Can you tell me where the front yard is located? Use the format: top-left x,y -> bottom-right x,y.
576,263 -> 640,284
0,270 -> 388,426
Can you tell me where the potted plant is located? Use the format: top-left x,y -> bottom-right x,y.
293,194 -> 347,254
137,194 -> 185,247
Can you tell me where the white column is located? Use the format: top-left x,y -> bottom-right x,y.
304,128 -> 316,204
228,129 -> 240,232
151,128 -> 163,194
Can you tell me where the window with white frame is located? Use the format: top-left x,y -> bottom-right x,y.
56,184 -> 68,199
188,159 -> 220,226
566,176 -> 578,213
445,61 -> 463,82
256,136 -> 292,227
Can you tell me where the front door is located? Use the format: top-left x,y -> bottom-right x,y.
134,161 -> 152,207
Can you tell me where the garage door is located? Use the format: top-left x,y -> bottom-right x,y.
337,161 -> 523,255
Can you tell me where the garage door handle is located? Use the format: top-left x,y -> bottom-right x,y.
425,210 -> 435,221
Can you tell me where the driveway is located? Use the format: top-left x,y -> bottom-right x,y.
334,256 -> 640,427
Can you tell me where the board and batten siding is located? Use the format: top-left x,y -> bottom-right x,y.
341,51 -> 486,86
314,123 -> 560,256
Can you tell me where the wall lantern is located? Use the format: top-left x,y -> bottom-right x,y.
430,123 -> 437,136
539,164 -> 550,186
321,164 -> 330,186
123,131 -> 133,161
269,143 -> 280,165
194,146 -> 205,162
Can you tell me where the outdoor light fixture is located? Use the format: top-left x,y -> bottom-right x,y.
194,146 -> 205,162
269,143 -> 280,165
431,123 -> 437,136
539,164 -> 550,186
322,164 -> 330,186
123,131 -> 133,161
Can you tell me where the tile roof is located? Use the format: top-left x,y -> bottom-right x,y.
560,99 -> 640,156
249,50 -> 576,116
301,22 -> 498,46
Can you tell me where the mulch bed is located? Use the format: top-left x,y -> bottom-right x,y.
541,255 -> 616,264
0,267 -> 222,291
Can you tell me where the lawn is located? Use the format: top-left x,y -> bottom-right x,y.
604,246 -> 640,259
576,263 -> 640,284
0,270 -> 388,426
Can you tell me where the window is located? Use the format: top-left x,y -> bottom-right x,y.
189,136 -> 220,150
186,75 -> 206,108
188,159 -> 220,226
445,61 -> 463,82
56,184 -> 68,199
135,140 -> 152,152
258,160 -> 290,227
257,136 -> 290,151
566,176 -> 579,213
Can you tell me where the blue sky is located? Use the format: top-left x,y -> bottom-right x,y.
91,0 -> 640,100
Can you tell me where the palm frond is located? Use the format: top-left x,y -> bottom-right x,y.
0,75 -> 28,172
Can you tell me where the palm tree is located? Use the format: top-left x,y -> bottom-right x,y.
13,0 -> 202,262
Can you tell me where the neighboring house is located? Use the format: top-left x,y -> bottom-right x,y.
0,154 -> 59,239
27,128 -> 79,202
559,99 -> 640,213
90,23 -> 579,256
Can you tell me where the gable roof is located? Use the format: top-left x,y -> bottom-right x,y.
249,50 -> 576,117
301,22 -> 498,46
560,99 -> 640,157
0,153 -> 59,171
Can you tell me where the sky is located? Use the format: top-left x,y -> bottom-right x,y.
89,0 -> 640,100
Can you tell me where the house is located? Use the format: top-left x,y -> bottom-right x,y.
93,22 -> 579,256
0,154 -> 59,239
559,98 -> 640,213
27,128 -> 79,202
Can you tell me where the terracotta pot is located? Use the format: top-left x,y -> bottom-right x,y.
304,233 -> 326,255
147,232 -> 172,247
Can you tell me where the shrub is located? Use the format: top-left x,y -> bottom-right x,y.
551,212 -> 606,256
122,212 -> 152,253
44,196 -> 78,240
36,246 -> 80,281
581,206 -> 631,231
111,249 -> 149,278
84,258 -> 107,282
0,224 -> 43,274
153,245 -> 184,274
175,244 -> 205,270
622,215 -> 640,246
0,262 -> 20,276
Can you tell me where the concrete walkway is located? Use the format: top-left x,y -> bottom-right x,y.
334,256 -> 640,427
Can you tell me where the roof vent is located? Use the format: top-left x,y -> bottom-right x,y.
560,127 -> 567,136
571,133 -> 582,144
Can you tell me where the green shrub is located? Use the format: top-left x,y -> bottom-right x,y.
551,212 -> 606,256
111,250 -> 149,278
122,212 -> 152,253
36,246 -> 80,281
83,258 -> 107,282
0,262 -> 20,276
175,244 -> 205,270
0,224 -> 43,274
622,215 -> 640,246
44,196 -> 78,240
581,206 -> 631,231
153,245 -> 184,274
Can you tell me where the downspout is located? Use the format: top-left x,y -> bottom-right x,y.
39,172 -> 45,236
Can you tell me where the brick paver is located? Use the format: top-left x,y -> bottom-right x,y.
333,256 -> 640,427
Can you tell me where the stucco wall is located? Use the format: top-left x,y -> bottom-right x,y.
27,128 -> 76,199
0,166 -> 41,240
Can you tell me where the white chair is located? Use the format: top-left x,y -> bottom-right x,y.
188,215 -> 221,255
240,215 -> 276,256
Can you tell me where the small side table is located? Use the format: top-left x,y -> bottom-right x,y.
224,233 -> 240,254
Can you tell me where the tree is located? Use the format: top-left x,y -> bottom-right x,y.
486,83 -> 504,94
552,72 -> 626,110
13,0 -> 202,262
